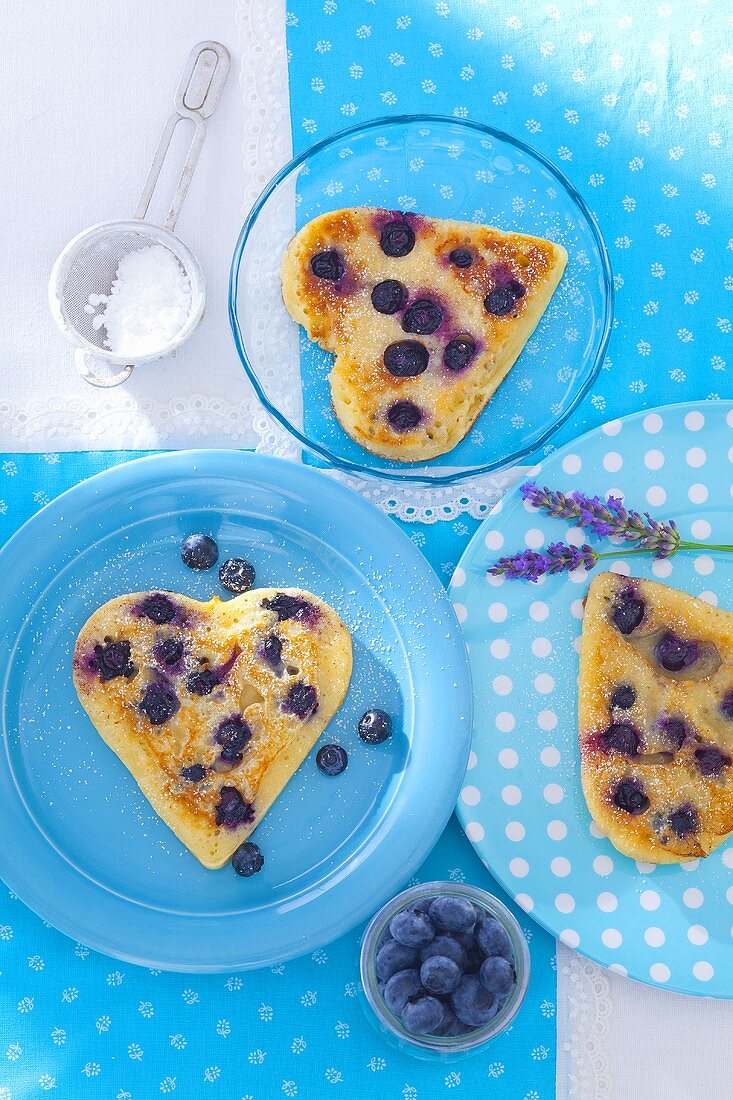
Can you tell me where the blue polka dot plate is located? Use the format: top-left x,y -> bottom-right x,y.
0,451 -> 471,971
450,401 -> 733,997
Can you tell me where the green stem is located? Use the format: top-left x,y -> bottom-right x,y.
595,540 -> 733,562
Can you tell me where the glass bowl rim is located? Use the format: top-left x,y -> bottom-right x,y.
359,879 -> 531,1053
229,111 -> 614,487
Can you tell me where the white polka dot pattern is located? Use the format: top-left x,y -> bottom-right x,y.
450,403 -> 733,998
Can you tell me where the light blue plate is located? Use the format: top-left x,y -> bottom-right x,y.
0,451 -> 471,971
450,401 -> 733,998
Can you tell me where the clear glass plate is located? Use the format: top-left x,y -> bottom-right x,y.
229,113 -> 613,488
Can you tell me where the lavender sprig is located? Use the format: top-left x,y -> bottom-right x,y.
520,481 -> 681,556
490,542 -> 598,581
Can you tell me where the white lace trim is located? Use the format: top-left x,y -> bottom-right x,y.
557,944 -> 612,1100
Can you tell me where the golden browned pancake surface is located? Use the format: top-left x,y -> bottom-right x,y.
579,572 -> 733,863
281,206 -> 567,461
73,588 -> 352,868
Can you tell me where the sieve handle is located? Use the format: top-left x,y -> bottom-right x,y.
134,41 -> 230,232
75,349 -> 134,388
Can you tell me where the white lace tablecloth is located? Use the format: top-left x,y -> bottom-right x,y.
3,2 -> 731,1096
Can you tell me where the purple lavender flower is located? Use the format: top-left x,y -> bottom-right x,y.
489,541 -> 598,583
520,482 -> 680,555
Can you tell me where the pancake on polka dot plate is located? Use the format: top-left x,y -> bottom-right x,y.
281,206 -> 567,462
73,588 -> 352,869
579,571 -> 733,864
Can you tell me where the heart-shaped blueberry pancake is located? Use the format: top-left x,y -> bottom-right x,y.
73,588 -> 352,869
281,206 -> 567,462
579,572 -> 733,863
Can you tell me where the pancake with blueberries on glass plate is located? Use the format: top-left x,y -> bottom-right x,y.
73,588 -> 352,869
578,572 -> 733,864
280,206 -> 567,462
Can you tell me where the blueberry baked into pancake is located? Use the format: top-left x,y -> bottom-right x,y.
281,206 -> 567,462
579,572 -> 733,864
73,589 -> 352,869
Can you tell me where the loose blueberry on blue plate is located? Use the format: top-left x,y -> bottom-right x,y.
420,954 -> 462,996
475,915 -> 513,962
181,533 -> 219,570
358,708 -> 392,744
316,744 -> 348,776
219,557 -> 255,594
383,968 -> 422,1014
479,956 -> 514,1000
231,840 -> 264,877
138,681 -> 179,725
376,940 -> 418,982
451,974 -> 498,1028
401,991 -> 444,1035
390,907 -> 435,948
428,894 -> 476,933
420,933 -> 468,970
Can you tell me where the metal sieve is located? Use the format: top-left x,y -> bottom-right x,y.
49,40 -> 229,387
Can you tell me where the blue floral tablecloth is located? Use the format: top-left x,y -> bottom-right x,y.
0,452 -> 554,1099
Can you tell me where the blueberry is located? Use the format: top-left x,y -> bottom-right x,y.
380,220 -> 415,258
154,636 -> 184,667
401,991 -> 444,1035
654,631 -> 699,672
284,681 -> 318,720
358,709 -> 392,744
612,777 -> 650,815
695,744 -> 731,777
419,934 -> 468,970
451,974 -> 498,1028
659,716 -> 689,750
475,916 -> 513,961
140,593 -> 177,624
316,744 -> 348,775
138,681 -> 179,725
215,716 -> 252,764
181,534 -> 218,571
601,721 -> 640,757
412,897 -> 434,915
259,634 -> 283,672
214,786 -> 254,828
232,840 -> 264,877
371,279 -> 408,315
432,1004 -> 469,1036
611,591 -> 645,635
420,955 -> 462,995
484,285 -> 518,316
387,400 -> 423,432
611,683 -> 636,709
668,803 -> 699,838
428,895 -> 476,934
449,248 -> 473,268
456,935 -> 485,974
383,968 -> 422,1014
401,299 -> 443,335
181,763 -> 207,783
376,940 -> 418,982
262,593 -> 318,624
479,956 -> 515,1000
721,690 -> 733,721
390,907 -> 435,948
310,250 -> 345,281
91,639 -> 135,682
219,558 -> 255,594
383,340 -> 429,377
443,335 -> 476,372
186,668 -> 219,696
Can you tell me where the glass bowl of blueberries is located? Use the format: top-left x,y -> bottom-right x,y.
359,880 -> 529,1059
230,113 -> 612,488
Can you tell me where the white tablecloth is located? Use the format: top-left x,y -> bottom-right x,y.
3,2 -> 732,1096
